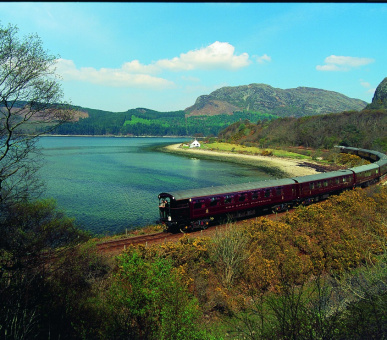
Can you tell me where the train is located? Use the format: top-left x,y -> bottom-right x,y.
158,146 -> 387,233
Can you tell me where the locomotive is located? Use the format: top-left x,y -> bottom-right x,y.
158,146 -> 387,233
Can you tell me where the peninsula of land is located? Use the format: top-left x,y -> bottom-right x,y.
163,143 -> 326,178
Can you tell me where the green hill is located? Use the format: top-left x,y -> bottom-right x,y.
53,106 -> 276,137
218,109 -> 387,152
185,83 -> 367,117
51,82 -> 369,137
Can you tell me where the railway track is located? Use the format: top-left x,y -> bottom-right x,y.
97,232 -> 179,254
97,211 -> 287,255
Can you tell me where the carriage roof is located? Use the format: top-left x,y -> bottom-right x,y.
159,178 -> 296,201
292,170 -> 353,184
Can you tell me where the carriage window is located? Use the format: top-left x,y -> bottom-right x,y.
323,180 -> 328,187
210,197 -> 220,206
252,191 -> 259,200
335,178 -> 340,184
193,200 -> 205,209
276,187 -> 283,196
239,194 -> 246,202
264,189 -> 271,198
224,195 -> 234,204
309,183 -> 315,190
316,182 -> 322,188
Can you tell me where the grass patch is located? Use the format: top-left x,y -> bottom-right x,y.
202,142 -> 312,160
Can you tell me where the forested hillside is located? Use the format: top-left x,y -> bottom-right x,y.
52,106 -> 276,136
218,109 -> 387,152
47,81 -> 372,137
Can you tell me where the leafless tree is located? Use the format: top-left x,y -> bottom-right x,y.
0,23 -> 73,205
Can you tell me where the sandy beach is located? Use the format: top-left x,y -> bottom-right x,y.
163,144 -> 324,178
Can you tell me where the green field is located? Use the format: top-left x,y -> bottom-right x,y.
202,142 -> 313,160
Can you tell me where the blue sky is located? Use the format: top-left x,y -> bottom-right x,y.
0,2 -> 386,112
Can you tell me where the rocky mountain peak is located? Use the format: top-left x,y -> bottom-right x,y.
185,83 -> 367,118
366,77 -> 387,110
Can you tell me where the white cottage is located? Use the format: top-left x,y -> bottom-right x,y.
189,139 -> 201,148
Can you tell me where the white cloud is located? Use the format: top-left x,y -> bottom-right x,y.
256,54 -> 272,64
316,64 -> 341,72
156,41 -> 251,71
316,55 -> 374,71
122,60 -> 159,74
325,55 -> 374,67
55,59 -> 174,89
360,80 -> 371,88
54,42 -> 251,89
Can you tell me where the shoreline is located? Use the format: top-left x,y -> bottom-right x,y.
41,134 -> 189,138
41,135 -> 329,178
162,144 -> 325,178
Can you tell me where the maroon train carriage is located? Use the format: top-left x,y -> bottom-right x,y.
336,146 -> 386,184
372,151 -> 387,161
348,163 -> 380,187
374,151 -> 387,180
159,178 -> 297,232
336,145 -> 387,162
292,170 -> 354,205
377,158 -> 387,180
159,146 -> 386,233
357,148 -> 380,162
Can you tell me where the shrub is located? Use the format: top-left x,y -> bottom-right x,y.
105,250 -> 205,339
261,150 -> 273,156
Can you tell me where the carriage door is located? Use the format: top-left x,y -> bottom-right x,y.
159,197 -> 171,220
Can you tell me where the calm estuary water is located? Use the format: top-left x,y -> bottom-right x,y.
37,136 -> 275,235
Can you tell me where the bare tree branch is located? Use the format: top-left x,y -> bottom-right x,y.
0,23 -> 74,205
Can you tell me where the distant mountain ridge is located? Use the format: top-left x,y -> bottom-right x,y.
12,81 -> 381,137
185,83 -> 367,117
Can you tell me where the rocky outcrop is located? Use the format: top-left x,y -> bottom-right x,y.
185,83 -> 368,118
185,97 -> 241,117
365,77 -> 387,110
